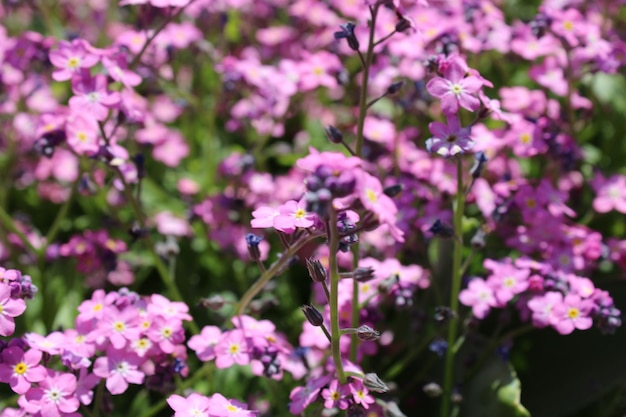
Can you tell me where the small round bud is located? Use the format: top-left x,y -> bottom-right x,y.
423,382 -> 442,398
198,295 -> 226,310
245,233 -> 264,261
386,81 -> 405,95
383,183 -> 404,198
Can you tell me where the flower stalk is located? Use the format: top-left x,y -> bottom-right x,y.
441,158 -> 465,417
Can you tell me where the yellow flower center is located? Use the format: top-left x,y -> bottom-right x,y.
93,303 -> 102,312
366,189 -> 378,203
504,277 -> 515,288
226,404 -> 238,412
113,321 -> 125,332
14,362 -> 27,375
67,57 -> 80,69
77,132 -> 88,142
567,307 -> 580,319
450,83 -> 463,95
294,208 -> 306,219
228,343 -> 240,355
520,133 -> 532,144
526,198 -> 536,209
162,328 -> 173,338
563,21 -> 573,31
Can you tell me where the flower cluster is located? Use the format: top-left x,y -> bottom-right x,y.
0,268 -> 32,337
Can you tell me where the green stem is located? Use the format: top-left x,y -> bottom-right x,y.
235,233 -> 321,316
42,179 -> 78,256
0,204 -> 38,254
440,158 -> 465,417
92,379 -> 105,417
115,169 -> 199,334
355,5 -> 379,156
329,210 -> 347,384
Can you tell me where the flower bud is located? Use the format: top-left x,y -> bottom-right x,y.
245,233 -> 264,261
325,125 -> 344,144
383,183 -> 404,198
301,305 -> 324,327
198,295 -> 225,310
353,266 -> 375,283
334,22 -> 360,51
470,226 -> 487,249
357,325 -> 380,341
427,219 -> 455,239
470,151 -> 488,179
363,373 -> 390,393
386,81 -> 405,96
306,258 -> 327,283
423,382 -> 442,398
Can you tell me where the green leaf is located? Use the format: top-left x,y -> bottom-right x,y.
461,357 -> 530,417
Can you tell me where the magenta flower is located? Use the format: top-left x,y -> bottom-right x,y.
66,113 -> 100,156
167,393 -> 212,417
321,379 -> 350,410
425,115 -> 474,158
22,371 -> 80,417
550,294 -> 594,335
101,55 -> 142,89
527,292 -> 562,328
349,379 -> 375,409
592,174 -> 626,214
250,206 -> 280,229
484,259 -> 530,305
214,329 -> 250,369
459,278 -> 497,319
93,306 -> 141,349
0,347 -> 47,394
426,57 -> 482,114
49,39 -> 99,82
147,316 -> 185,354
188,325 -> 222,361
0,283 -> 26,336
289,375 -> 331,414
69,71 -> 120,121
208,393 -> 257,417
273,199 -> 316,234
93,348 -> 145,394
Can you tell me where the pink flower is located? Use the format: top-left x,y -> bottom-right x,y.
93,348 -> 145,394
0,347 -> 47,394
349,379 -> 375,409
154,211 -> 192,236
527,292 -> 562,328
250,206 -> 280,229
592,175 -> 626,214
0,283 -> 26,336
272,200 -> 316,234
102,55 -> 142,89
485,259 -> 530,305
66,113 -> 100,156
214,329 -> 250,369
459,278 -> 497,319
550,294 -> 594,335
426,57 -> 482,114
22,371 -> 80,417
425,114 -> 474,158
167,393 -> 212,417
208,393 -> 257,417
289,375 -> 331,414
358,172 -> 398,226
147,316 -> 185,354
69,71 -> 120,121
188,325 -> 222,361
49,39 -> 99,82
321,379 -> 350,410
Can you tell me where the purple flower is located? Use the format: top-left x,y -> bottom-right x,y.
0,347 -> 47,394
459,278 -> 497,319
93,348 -> 145,395
426,57 -> 482,114
425,115 -> 474,158
22,370 -> 80,416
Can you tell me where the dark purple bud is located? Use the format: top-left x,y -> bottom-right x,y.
386,81 -> 405,95
354,266 -> 375,283
301,305 -> 324,327
325,125 -> 344,144
334,22 -> 359,51
470,226 -> 487,249
383,183 -> 404,198
428,219 -> 455,239
470,151 -> 488,179
315,165 -> 334,180
132,153 -> 146,179
306,258 -> 327,283
429,339 -> 448,358
245,233 -> 264,261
